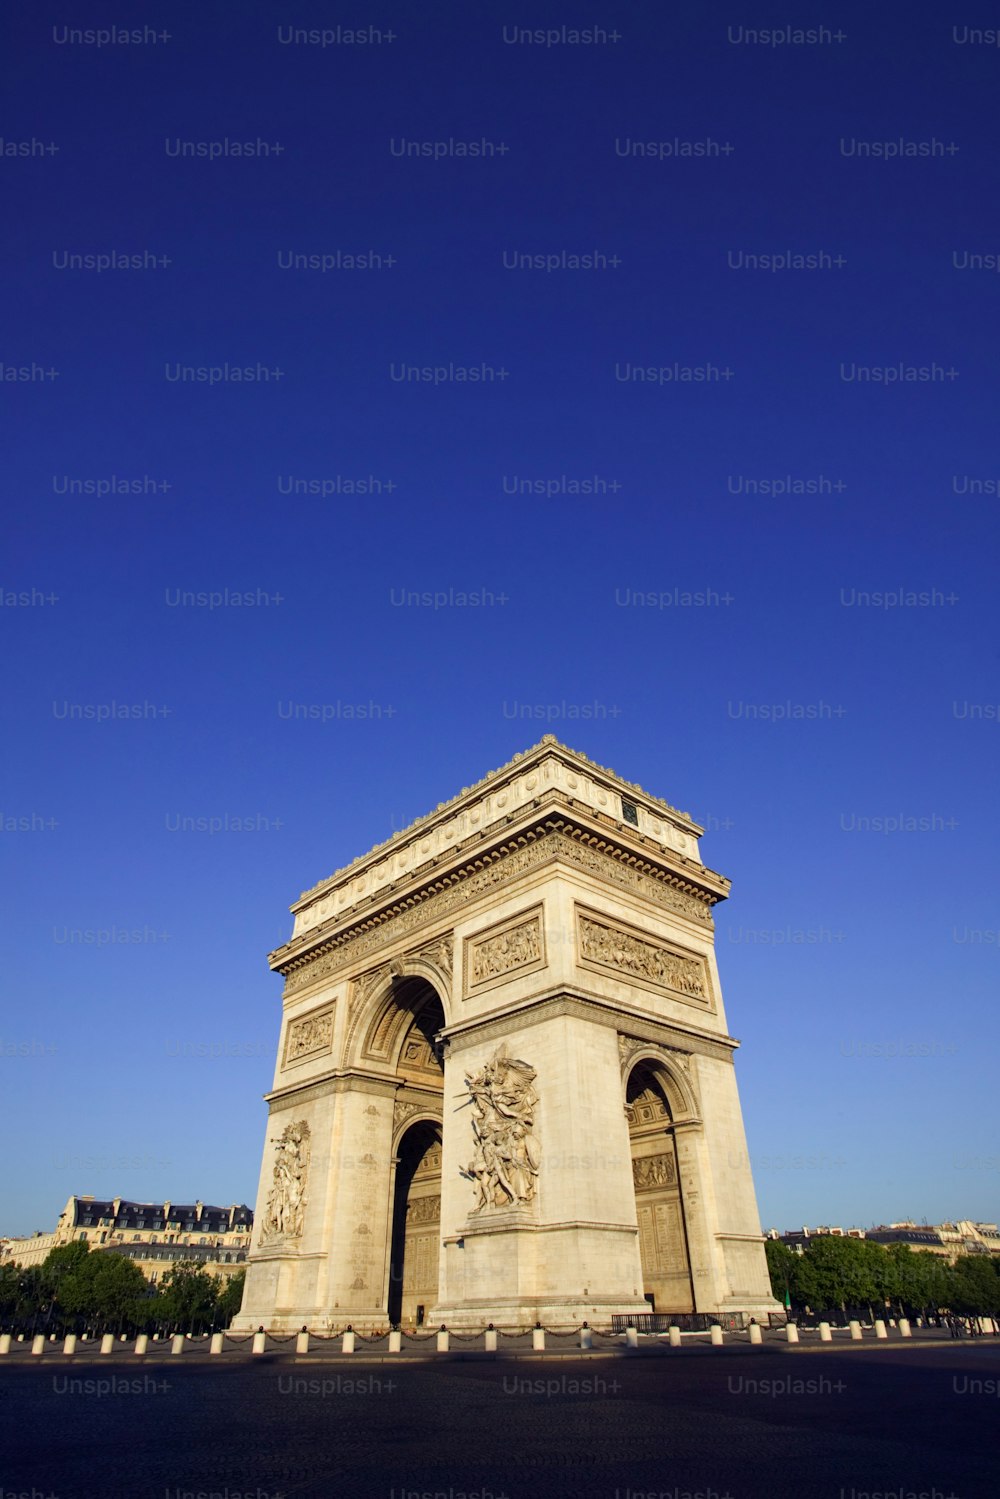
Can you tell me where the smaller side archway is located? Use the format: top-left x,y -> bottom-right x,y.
624,1058 -> 696,1314
386,1119 -> 442,1327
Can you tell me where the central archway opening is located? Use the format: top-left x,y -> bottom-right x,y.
625,1063 -> 694,1314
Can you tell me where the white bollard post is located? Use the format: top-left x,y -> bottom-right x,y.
532,1326 -> 545,1351
819,1322 -> 832,1342
252,1329 -> 267,1355
296,1329 -> 310,1355
849,1321 -> 862,1341
625,1327 -> 639,1349
31,1335 -> 46,1356
485,1327 -> 498,1352
436,1327 -> 449,1353
785,1323 -> 799,1343
874,1320 -> 887,1340
668,1326 -> 681,1347
135,1335 -> 148,1356
210,1333 -> 224,1355
342,1329 -> 355,1354
388,1330 -> 402,1354
63,1335 -> 77,1355
171,1334 -> 185,1355
898,1318 -> 911,1338
710,1325 -> 724,1346
100,1334 -> 115,1355
0,1334 -> 11,1355
749,1323 -> 762,1345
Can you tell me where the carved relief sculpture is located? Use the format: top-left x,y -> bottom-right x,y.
285,1007 -> 333,1064
260,1119 -> 311,1243
407,1194 -> 441,1226
470,916 -> 541,986
465,1044 -> 541,1211
579,913 -> 707,1000
632,1153 -> 677,1189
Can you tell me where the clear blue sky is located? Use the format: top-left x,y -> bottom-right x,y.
4,2 -> 998,1238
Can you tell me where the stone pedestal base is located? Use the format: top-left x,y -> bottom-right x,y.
429,1296 -> 649,1331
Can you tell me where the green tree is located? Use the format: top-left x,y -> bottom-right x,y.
60,1252 -> 149,1332
0,1266 -> 46,1330
796,1236 -> 880,1315
884,1244 -> 950,1316
0,1263 -> 33,1326
949,1254 -> 1000,1316
154,1262 -> 220,1333
215,1270 -> 246,1328
40,1240 -> 91,1330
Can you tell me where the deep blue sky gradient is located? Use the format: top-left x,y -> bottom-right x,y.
3,2 -> 999,1236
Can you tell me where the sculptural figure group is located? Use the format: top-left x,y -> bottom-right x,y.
465,1044 -> 541,1211
261,1119 -> 311,1241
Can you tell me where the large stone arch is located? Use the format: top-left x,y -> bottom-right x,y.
344,951 -> 453,1070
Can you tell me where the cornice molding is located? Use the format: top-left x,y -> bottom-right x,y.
275,819 -> 726,996
438,985 -> 737,1064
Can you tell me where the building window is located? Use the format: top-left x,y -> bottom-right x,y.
621,799 -> 638,827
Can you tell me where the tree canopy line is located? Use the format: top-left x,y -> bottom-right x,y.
0,1241 -> 246,1336
766,1235 -> 1000,1321
4,1234 -> 999,1335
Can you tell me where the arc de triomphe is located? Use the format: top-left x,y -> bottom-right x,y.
234,738 -> 779,1331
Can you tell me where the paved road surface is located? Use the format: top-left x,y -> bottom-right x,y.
2,1342 -> 996,1499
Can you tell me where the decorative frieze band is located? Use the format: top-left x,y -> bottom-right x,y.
578,909 -> 711,1008
282,826 -> 714,997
